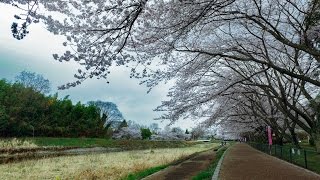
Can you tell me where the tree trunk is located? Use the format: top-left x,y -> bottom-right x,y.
289,129 -> 301,149
273,133 -> 284,145
311,133 -> 320,153
277,136 -> 284,146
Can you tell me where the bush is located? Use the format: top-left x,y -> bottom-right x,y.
141,128 -> 152,140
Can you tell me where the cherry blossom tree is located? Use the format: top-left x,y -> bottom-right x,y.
3,0 -> 320,149
4,0 -> 318,88
112,120 -> 141,139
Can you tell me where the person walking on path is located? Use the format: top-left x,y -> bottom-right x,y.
219,143 -> 320,180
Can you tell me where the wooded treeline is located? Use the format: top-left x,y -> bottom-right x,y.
0,79 -> 107,137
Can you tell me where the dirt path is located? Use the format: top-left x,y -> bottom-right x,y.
219,143 -> 320,180
143,149 -> 216,180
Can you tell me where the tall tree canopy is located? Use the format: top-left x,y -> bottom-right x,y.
15,70 -> 51,94
87,100 -> 124,127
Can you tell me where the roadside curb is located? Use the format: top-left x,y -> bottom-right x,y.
212,146 -> 229,180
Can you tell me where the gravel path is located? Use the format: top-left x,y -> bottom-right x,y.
143,149 -> 216,180
219,143 -> 320,180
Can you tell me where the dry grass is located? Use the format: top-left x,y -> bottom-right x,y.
0,143 -> 217,180
0,138 -> 38,149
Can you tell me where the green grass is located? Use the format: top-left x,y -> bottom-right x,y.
1,137 -> 201,150
281,141 -> 316,151
192,147 -> 227,180
122,165 -> 168,180
26,137 -> 113,147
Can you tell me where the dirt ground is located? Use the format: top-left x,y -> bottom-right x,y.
143,149 -> 216,180
219,143 -> 320,180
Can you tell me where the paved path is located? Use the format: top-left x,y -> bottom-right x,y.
219,143 -> 320,180
143,149 -> 216,180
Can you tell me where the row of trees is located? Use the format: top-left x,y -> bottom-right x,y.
0,76 -> 195,139
0,70 -> 197,140
4,1 -> 320,150
112,120 -> 205,141
0,78 -> 107,137
151,0 -> 320,151
0,71 -> 195,140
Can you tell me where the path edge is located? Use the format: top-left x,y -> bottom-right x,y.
211,145 -> 230,180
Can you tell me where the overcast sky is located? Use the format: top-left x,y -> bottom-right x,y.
0,4 -> 196,130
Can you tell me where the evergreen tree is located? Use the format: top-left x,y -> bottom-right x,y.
141,128 -> 152,140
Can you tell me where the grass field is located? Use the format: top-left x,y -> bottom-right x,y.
0,143 -> 218,180
28,137 -> 113,147
0,137 -> 199,150
0,138 -> 38,149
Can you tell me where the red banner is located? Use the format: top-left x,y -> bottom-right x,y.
267,126 -> 272,145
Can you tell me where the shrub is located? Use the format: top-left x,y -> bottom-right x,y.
141,128 -> 152,140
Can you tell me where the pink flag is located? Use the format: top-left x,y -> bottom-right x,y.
267,126 -> 272,145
